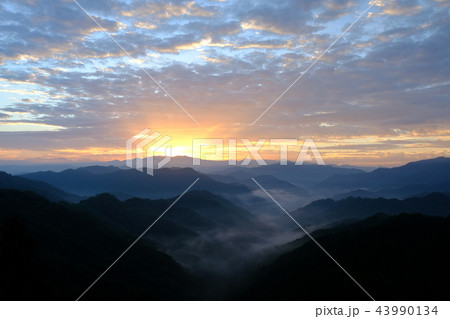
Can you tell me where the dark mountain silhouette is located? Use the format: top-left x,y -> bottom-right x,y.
2,156 -> 450,301
78,193 -> 203,246
78,190 -> 274,274
2,186 -> 450,300
0,171 -> 80,202
291,192 -> 450,226
22,166 -> 251,199
175,190 -> 259,228
0,189 -> 198,300
238,213 -> 450,300
78,189 -> 261,243
317,157 -> 450,191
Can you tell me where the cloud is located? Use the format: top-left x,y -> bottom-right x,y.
134,22 -> 158,30
0,0 -> 449,166
0,0 -> 122,63
235,39 -> 296,50
0,122 -> 66,132
121,1 -> 215,19
434,0 -> 450,7
374,0 -> 424,16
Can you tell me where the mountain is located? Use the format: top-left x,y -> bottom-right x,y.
216,163 -> 364,188
329,164 -> 376,172
317,157 -> 450,191
251,175 -> 304,190
0,171 -> 80,202
0,159 -> 124,175
2,182 -> 450,300
0,156 -> 280,175
291,192 -> 450,226
78,190 -> 261,242
210,173 -> 309,194
238,213 -> 450,300
78,190 -> 274,275
4,156 -> 450,301
208,163 -> 364,211
124,155 -> 281,173
218,173 -> 301,189
334,181 -> 450,200
22,166 -> 251,199
0,189 -> 197,300
78,193 -> 203,246
175,190 -> 258,228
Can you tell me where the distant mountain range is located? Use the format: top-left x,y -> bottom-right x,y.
0,156 -> 448,217
0,159 -> 124,175
291,192 -> 450,226
1,156 -> 449,210
0,171 -> 80,202
317,157 -> 450,192
8,156 -> 450,200
0,156 -> 279,175
215,163 -> 364,188
333,182 -> 450,200
22,166 -> 251,199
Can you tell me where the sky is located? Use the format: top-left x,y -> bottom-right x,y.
0,0 -> 449,166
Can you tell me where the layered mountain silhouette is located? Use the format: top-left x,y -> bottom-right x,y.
78,190 -> 276,275
211,173 -> 308,194
317,157 -> 450,192
216,163 -> 364,188
333,182 -> 450,200
291,192 -> 450,226
22,166 -> 250,199
0,171 -> 80,202
1,156 -> 450,300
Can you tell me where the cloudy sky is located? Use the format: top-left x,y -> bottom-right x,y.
0,0 -> 449,166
